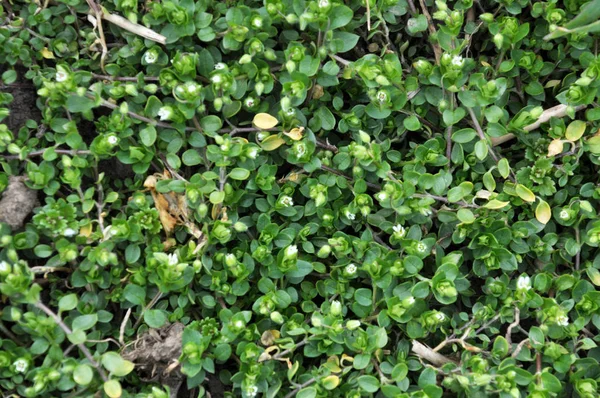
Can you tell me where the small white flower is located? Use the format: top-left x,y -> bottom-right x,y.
167,253 -> 179,266
435,312 -> 446,322
318,0 -> 330,8
252,18 -> 263,28
220,144 -> 229,151
214,63 -> 226,70
405,296 -> 416,306
246,385 -> 258,397
559,210 -> 570,220
345,210 -> 356,220
56,71 -> 68,82
516,275 -> 531,291
346,263 -> 357,274
285,108 -> 295,116
377,90 -> 388,103
256,132 -> 269,141
144,51 -> 157,64
285,245 -> 298,257
245,97 -> 255,108
158,107 -> 172,121
376,192 -> 388,201
225,253 -> 236,263
280,195 -> 294,207
451,55 -> 464,67
0,261 -> 10,274
416,242 -> 427,253
107,135 -> 118,145
247,147 -> 258,159
393,224 -> 406,238
63,228 -> 77,237
420,208 -> 433,216
187,83 -> 197,93
233,319 -> 245,329
295,143 -> 306,157
556,315 -> 569,326
13,359 -> 28,373
211,74 -> 222,84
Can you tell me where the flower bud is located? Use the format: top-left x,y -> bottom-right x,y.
330,300 -> 342,316
270,311 -> 284,324
346,320 -> 361,330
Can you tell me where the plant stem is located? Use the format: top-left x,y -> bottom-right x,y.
35,301 -> 108,382
284,377 -> 317,398
2,149 -> 92,160
91,73 -> 159,82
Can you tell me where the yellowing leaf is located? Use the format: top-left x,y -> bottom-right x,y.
484,199 -> 510,209
253,113 -> 279,129
547,139 -> 564,156
588,135 -> 600,154
79,224 -> 93,238
565,120 -> 587,141
515,184 -> 535,203
260,135 -> 286,151
322,375 -> 340,390
104,380 -> 122,398
284,127 -> 304,141
535,200 -> 551,224
41,47 -> 55,59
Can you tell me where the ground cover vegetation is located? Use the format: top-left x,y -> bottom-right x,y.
2,0 -> 600,397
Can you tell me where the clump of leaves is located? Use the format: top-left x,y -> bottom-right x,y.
2,0 -> 600,397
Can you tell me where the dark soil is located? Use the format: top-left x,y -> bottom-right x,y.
1,66 -> 41,132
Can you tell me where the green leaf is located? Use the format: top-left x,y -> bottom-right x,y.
457,208 -> 475,224
331,31 -> 359,53
72,314 -> 98,331
358,375 -> 380,393
209,190 -> 225,204
102,352 -> 135,377
124,285 -> 145,306
229,168 -> 250,180
498,158 -> 511,178
404,115 -> 421,131
329,5 -> 353,30
296,387 -> 317,398
144,309 -> 167,328
407,15 -> 428,34
73,364 -> 94,385
58,294 -> 78,312
140,125 -> 157,146
452,128 -> 476,143
182,149 -> 203,166
200,115 -> 223,132
66,95 -> 96,113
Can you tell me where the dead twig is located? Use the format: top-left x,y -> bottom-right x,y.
418,0 -> 442,64
411,340 -> 456,366
491,104 -> 587,146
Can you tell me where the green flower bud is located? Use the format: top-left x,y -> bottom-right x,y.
270,311 -> 284,324
346,320 -> 361,330
330,300 -> 342,316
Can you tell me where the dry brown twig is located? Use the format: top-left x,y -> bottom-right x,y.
418,0 -> 442,64
491,104 -> 587,146
411,340 -> 456,367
